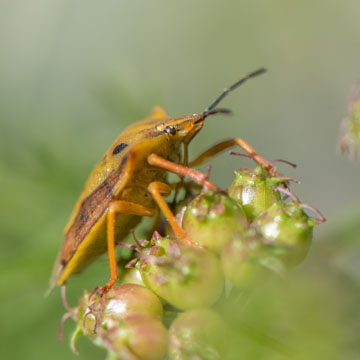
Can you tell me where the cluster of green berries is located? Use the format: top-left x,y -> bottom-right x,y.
61,156 -> 324,359
338,81 -> 360,158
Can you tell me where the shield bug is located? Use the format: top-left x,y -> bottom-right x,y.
49,68 -> 268,294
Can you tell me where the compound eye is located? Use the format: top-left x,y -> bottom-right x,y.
165,125 -> 176,136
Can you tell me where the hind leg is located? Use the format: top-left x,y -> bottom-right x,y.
100,201 -> 154,294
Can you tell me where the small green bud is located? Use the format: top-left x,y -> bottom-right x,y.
74,286 -> 166,359
137,235 -> 224,310
102,284 -> 163,321
338,82 -> 360,157
105,315 -> 168,360
182,190 -> 248,253
77,284 -> 163,337
221,232 -> 285,289
77,290 -> 97,338
169,308 -> 229,360
228,166 -> 283,221
121,268 -> 145,287
252,201 -> 314,267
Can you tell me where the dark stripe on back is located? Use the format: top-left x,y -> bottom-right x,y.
60,155 -> 128,265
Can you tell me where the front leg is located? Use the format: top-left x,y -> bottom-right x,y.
189,138 -> 277,176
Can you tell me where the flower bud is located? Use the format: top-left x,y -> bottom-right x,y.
169,308 -> 228,360
228,166 -> 282,221
182,190 -> 248,253
137,235 -> 224,310
221,232 -> 284,289
77,284 -> 163,337
104,315 -> 168,360
252,201 -> 314,267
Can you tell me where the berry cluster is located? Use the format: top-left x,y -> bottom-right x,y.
338,81 -> 360,158
60,150 -> 324,360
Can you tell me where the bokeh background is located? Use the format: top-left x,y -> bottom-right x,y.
1,1 -> 360,359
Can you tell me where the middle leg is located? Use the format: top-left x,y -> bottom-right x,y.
148,154 -> 223,247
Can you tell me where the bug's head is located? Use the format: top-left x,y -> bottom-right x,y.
154,109 -> 233,145
154,113 -> 206,145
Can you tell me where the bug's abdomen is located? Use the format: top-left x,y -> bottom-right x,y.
57,211 -> 142,285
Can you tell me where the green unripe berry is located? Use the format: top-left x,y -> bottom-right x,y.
138,235 -> 224,310
252,201 -> 314,267
338,82 -> 360,156
77,284 -> 163,337
182,190 -> 248,253
228,166 -> 282,221
105,315 -> 168,360
74,286 -> 166,359
169,308 -> 228,360
101,284 -> 163,321
221,233 -> 284,289
122,268 -> 145,286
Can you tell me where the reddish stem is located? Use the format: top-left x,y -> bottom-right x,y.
115,241 -> 137,250
58,312 -> 72,343
274,186 -> 299,201
300,203 -> 326,225
61,285 -> 72,312
275,176 -> 300,184
269,159 -> 297,168
229,151 -> 253,160
130,229 -> 143,251
87,286 -> 99,306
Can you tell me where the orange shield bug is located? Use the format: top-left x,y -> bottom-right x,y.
49,68 -> 267,294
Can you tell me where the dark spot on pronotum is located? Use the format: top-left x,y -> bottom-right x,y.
165,125 -> 176,136
60,259 -> 67,266
112,143 -> 128,155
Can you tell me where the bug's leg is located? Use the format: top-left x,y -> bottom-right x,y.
148,181 -> 194,245
188,139 -> 235,167
234,138 -> 275,174
147,182 -> 190,238
183,142 -> 190,167
189,138 -> 277,175
148,154 -> 222,192
171,141 -> 191,205
101,201 -> 154,294
148,154 -> 229,245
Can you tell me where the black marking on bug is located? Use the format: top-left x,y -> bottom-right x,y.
80,212 -> 89,224
112,143 -> 128,155
61,259 -> 67,266
165,125 -> 176,136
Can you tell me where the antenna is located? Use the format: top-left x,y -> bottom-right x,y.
202,68 -> 267,116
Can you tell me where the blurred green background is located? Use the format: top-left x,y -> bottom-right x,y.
1,1 -> 360,359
